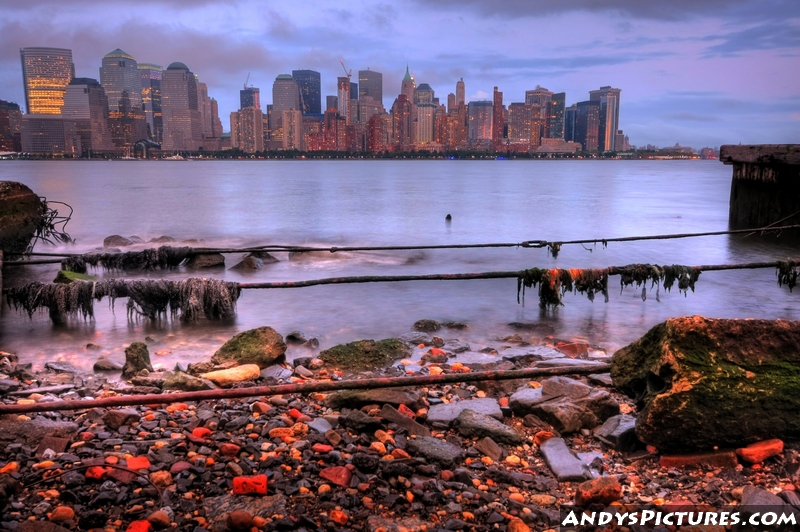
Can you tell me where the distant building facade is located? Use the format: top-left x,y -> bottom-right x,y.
20,47 -> 75,115
160,62 -> 204,151
358,69 -> 382,108
589,86 -> 621,151
21,114 -> 81,155
62,78 -> 114,154
139,64 -> 163,142
0,100 -> 23,152
292,70 -> 321,116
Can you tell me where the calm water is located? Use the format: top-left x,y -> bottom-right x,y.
1,159 -> 798,371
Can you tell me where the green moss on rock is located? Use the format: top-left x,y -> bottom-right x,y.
53,270 -> 99,284
319,338 -> 411,370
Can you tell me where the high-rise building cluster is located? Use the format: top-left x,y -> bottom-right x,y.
11,47 -> 225,155
5,46 -> 630,155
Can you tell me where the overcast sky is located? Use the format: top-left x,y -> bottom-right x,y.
1,0 -> 798,148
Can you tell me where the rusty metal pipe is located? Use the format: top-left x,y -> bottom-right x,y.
0,364 -> 610,414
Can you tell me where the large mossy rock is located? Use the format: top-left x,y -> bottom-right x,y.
212,326 -> 287,369
0,181 -> 44,254
319,339 -> 411,370
612,316 -> 800,451
121,341 -> 154,380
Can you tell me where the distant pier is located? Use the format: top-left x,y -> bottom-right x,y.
722,144 -> 800,229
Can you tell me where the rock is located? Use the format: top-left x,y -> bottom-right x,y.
593,414 -> 639,452
340,409 -> 382,432
453,409 -> 523,445
121,341 -> 153,380
248,250 -> 279,263
507,519 -> 531,532
0,181 -> 45,254
501,345 -> 564,366
162,372 -> 214,391
17,523 -> 71,532
230,255 -> 263,271
227,510 -> 253,531
445,340 -> 470,353
413,319 -> 441,332
575,476 -> 622,506
509,377 -> 619,433
48,505 -> 75,523
534,358 -> 608,369
0,417 -> 78,445
507,322 -> 555,334
44,361 -> 78,373
53,270 -> 98,284
200,364 -> 261,387
406,436 -> 463,468
352,452 -> 381,472
366,516 -> 434,532
103,408 -> 141,430
320,466 -> 352,487
587,373 -> 614,387
147,510 -> 171,529
736,439 -> 784,463
427,398 -> 502,427
741,485 -> 787,508
539,437 -> 592,482
473,437 -> 504,461
0,378 -> 21,394
319,338 -> 411,370
399,331 -> 432,345
261,364 -> 293,381
294,365 -> 313,378
104,234 -> 133,247
381,404 -> 431,437
93,357 -> 123,372
202,494 -> 285,529
212,326 -> 287,369
185,252 -> 225,268
285,330 -> 307,344
149,235 -> 176,243
659,450 -> 739,469
307,417 -> 333,433
232,475 -> 268,495
325,388 -> 425,411
612,316 -> 800,451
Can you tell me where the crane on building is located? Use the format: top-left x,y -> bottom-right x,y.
339,60 -> 351,80
244,72 -> 251,89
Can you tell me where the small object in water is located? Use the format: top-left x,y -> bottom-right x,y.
445,214 -> 452,221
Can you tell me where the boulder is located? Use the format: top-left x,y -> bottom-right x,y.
103,235 -> 133,248
0,181 -> 44,255
212,326 -> 287,369
413,319 -> 441,332
509,377 -> 619,433
318,338 -> 411,370
248,250 -> 279,263
121,341 -> 154,380
539,437 -> 592,482
93,357 -> 123,372
230,255 -> 263,271
612,316 -> 800,451
453,409 -> 523,445
593,414 -> 639,452
162,371 -> 214,391
0,417 -> 78,445
201,364 -> 261,387
186,252 -> 225,268
427,398 -> 503,428
324,388 -> 425,411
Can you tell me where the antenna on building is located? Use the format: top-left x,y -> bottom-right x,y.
339,60 -> 352,80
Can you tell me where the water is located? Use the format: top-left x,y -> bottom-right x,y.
1,159 -> 798,372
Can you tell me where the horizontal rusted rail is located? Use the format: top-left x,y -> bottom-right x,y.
0,364 -> 610,414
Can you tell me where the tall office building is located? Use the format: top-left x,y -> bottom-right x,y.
282,109 -> 305,151
292,70 -> 321,115
230,106 -> 263,153
240,87 -> 260,110
336,77 -> 351,125
574,100 -> 600,152
100,49 -> 142,110
139,64 -> 163,142
391,94 -> 412,152
414,84 -> 434,105
161,62 -> 203,151
415,103 -> 437,146
197,81 -> 213,137
507,103 -> 540,148
271,74 -> 301,145
400,66 -> 415,102
210,98 -> 223,138
468,101 -> 493,149
589,86 -> 621,151
550,92 -> 566,140
564,104 -> 577,142
326,96 -> 338,112
358,69 -> 382,107
525,86 -> 553,138
62,78 -> 114,154
0,100 -> 23,152
19,47 -> 75,115
455,78 -> 465,106
21,115 -> 81,155
492,87 -> 504,150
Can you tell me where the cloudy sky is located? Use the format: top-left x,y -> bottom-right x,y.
1,0 -> 798,148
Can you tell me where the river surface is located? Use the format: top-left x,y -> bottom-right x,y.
1,159 -> 798,372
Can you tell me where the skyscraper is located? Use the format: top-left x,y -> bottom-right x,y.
0,100 -> 23,152
574,100 -> 600,152
100,49 -> 142,110
358,69 -> 383,107
391,94 -> 412,152
525,86 -> 553,138
415,103 -> 437,146
549,92 -> 566,140
197,81 -> 213,138
492,87 -> 504,150
326,96 -> 338,112
468,101 -> 493,149
271,74 -> 301,145
564,104 -> 577,142
139,64 -> 163,142
401,66 -> 415,102
230,106 -> 263,153
62,78 -> 114,154
414,84 -> 435,105
19,47 -> 75,114
240,87 -> 260,110
160,62 -> 203,151
337,76 -> 351,125
589,86 -> 621,151
292,70 -> 321,115
455,78 -> 465,106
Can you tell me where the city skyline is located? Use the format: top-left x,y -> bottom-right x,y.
0,0 -> 798,148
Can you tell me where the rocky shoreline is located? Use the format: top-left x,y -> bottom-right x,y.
1,318 -> 799,532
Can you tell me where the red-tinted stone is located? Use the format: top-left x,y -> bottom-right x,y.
80,432 -> 95,441
187,434 -> 208,444
736,439 -> 784,464
126,456 -> 151,471
107,467 -> 137,484
329,510 -> 349,525
319,466 -> 352,487
218,443 -> 241,457
126,520 -> 153,532
227,510 -> 253,531
85,466 -> 109,480
192,427 -> 212,439
575,476 -> 622,506
534,431 -> 555,446
441,470 -> 454,481
252,402 -> 271,414
312,443 -> 333,453
232,474 -> 268,495
556,342 -> 589,357
659,450 -> 738,469
397,404 -> 416,419
288,408 -> 303,419
430,348 -> 446,356
170,461 -> 193,474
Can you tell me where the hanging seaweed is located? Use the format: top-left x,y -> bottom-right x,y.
547,242 -> 562,259
618,264 -> 663,301
570,268 -> 609,303
82,246 -> 192,271
61,256 -> 88,273
6,277 -> 240,323
777,260 -> 798,291
662,265 -> 702,295
517,267 -> 544,305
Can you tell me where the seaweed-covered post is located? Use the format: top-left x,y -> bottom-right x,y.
722,144 -> 800,229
